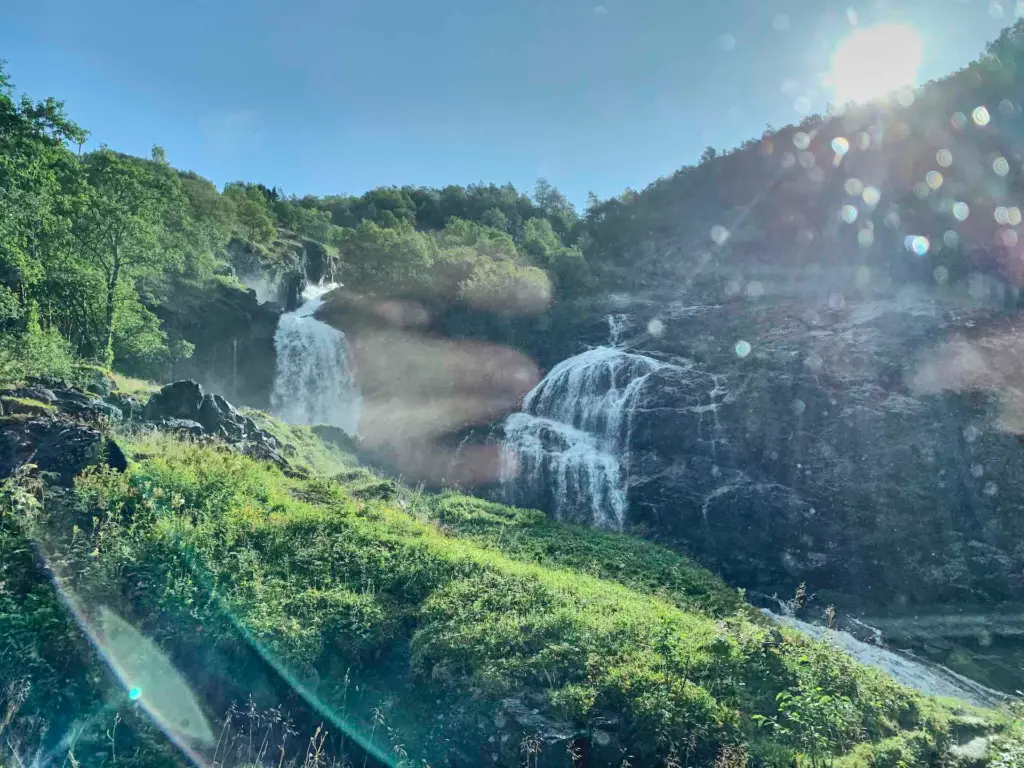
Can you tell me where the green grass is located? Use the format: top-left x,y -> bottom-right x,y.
0,427 -> 1015,767
0,395 -> 57,416
109,371 -> 160,400
242,408 -> 358,477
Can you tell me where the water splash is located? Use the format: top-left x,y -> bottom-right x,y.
763,610 -> 1008,708
607,313 -> 629,346
271,284 -> 361,434
502,347 -> 670,529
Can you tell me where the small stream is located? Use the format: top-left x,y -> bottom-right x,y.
763,610 -> 1010,709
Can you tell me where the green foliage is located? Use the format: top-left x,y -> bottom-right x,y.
0,65 -> 85,330
458,258 -> 552,314
110,286 -> 194,378
337,219 -> 436,295
273,198 -> 337,243
424,492 -> 743,617
223,182 -> 276,245
2,58 -> 590,361
0,320 -> 79,384
521,217 -> 589,292
989,705 -> 1024,767
0,425 -> 1008,766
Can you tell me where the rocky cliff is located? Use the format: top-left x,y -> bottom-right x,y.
153,280 -> 281,410
509,285 -> 1024,601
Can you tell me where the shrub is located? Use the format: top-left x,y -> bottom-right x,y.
0,322 -> 78,384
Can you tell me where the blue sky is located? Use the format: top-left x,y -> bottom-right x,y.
0,0 -> 1012,207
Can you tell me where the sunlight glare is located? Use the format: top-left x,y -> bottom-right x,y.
829,24 -> 924,105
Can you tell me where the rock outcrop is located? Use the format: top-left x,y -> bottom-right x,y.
0,417 -> 127,486
152,280 -> 281,410
0,377 -> 292,487
504,288 -> 1024,613
141,380 -> 290,468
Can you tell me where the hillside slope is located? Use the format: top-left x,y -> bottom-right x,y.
1,401 -> 1020,767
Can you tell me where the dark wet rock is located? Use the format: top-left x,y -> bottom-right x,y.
0,417 -> 126,486
240,438 -> 289,470
513,290 -> 1024,612
144,380 -> 205,422
152,279 -> 281,409
2,377 -> 292,485
198,393 -> 244,439
155,418 -> 206,438
83,372 -> 115,398
107,392 -> 143,421
8,382 -> 116,420
0,396 -> 57,417
9,385 -> 58,404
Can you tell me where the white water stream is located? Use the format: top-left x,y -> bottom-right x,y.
763,610 -> 1008,708
501,345 -> 671,529
271,284 -> 361,434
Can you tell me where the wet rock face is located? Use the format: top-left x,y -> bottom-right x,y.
518,290 -> 1024,610
0,418 -> 126,486
0,378 -> 292,484
153,280 -> 281,410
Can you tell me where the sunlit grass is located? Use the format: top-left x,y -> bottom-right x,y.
110,371 -> 161,400
2,426 -> 1016,767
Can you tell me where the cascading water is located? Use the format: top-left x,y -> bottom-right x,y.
607,313 -> 629,347
501,345 -> 672,530
271,284 -> 361,434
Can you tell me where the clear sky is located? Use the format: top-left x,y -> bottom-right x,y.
0,0 -> 1012,207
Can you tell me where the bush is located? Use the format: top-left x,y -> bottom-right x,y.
0,322 -> 79,384
459,258 -> 551,315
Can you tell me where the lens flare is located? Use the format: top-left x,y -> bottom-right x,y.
829,25 -> 924,104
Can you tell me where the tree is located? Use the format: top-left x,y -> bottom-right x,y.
338,220 -> 435,295
521,217 -> 588,292
223,182 -> 276,244
72,149 -> 181,364
533,177 -> 578,234
0,63 -> 86,334
437,217 -> 517,258
481,207 -> 510,233
700,146 -> 717,164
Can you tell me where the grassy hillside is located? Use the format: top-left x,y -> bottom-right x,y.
1,416 -> 1019,767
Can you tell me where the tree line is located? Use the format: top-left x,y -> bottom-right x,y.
7,19 -> 1022,384
0,61 -> 589,382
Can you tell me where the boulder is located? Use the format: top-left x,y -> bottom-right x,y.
107,392 -> 143,421
9,385 -> 58,404
0,396 -> 57,418
144,380 -> 205,422
197,393 -> 244,439
155,418 -> 206,439
81,369 -> 116,398
0,417 -> 126,486
240,438 -> 289,470
7,383 -> 115,420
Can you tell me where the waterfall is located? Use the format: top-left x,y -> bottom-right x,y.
762,610 -> 1008,708
501,346 -> 670,530
271,284 -> 361,434
607,313 -> 628,347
